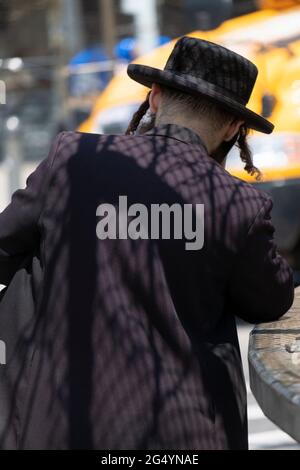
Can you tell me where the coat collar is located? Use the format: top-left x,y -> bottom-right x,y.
145,123 -> 208,153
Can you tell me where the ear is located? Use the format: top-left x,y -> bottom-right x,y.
149,83 -> 163,113
224,119 -> 244,142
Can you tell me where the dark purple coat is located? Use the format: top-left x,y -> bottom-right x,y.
0,124 -> 294,449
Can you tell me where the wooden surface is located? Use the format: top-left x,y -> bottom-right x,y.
249,286 -> 300,443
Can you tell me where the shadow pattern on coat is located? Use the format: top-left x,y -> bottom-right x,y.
0,127 -> 293,449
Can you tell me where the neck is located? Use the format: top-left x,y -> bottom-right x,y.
154,115 -> 220,154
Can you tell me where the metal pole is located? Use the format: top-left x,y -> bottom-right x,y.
49,0 -> 80,129
5,120 -> 22,197
61,0 -> 85,58
136,0 -> 159,55
99,0 -> 116,59
121,0 -> 158,55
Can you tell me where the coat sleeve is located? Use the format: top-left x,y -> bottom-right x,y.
0,132 -> 65,286
228,196 -> 294,324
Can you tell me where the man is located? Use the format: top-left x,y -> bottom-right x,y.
0,37 -> 294,449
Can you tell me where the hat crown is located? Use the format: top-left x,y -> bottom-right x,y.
164,37 -> 258,105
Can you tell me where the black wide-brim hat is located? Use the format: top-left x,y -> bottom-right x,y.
127,36 -> 274,134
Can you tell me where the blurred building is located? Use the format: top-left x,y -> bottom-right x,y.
0,1 -> 259,60
0,0 -> 270,172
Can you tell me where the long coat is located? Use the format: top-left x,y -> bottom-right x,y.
0,124 -> 294,449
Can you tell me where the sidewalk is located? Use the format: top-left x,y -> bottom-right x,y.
0,162 -> 36,211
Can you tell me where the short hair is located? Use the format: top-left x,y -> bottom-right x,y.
158,85 -> 234,130
125,84 -> 261,179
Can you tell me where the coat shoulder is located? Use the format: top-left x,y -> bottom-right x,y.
221,167 -> 273,226
55,131 -> 272,220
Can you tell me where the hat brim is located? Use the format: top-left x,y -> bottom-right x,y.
127,64 -> 274,134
